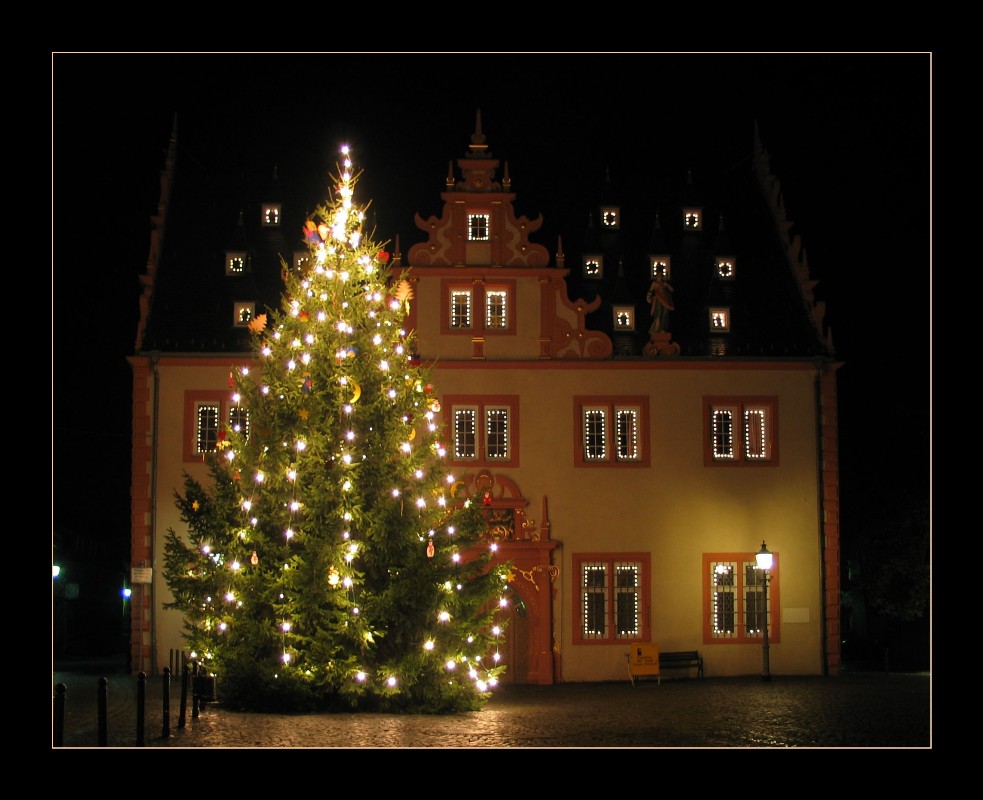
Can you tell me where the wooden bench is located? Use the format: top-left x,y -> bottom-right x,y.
658,650 -> 704,679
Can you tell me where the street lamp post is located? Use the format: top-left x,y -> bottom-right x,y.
755,540 -> 773,682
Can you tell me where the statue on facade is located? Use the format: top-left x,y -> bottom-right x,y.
646,274 -> 675,335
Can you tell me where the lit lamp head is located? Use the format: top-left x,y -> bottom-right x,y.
755,541 -> 773,571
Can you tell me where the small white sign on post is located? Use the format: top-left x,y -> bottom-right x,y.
131,567 -> 153,584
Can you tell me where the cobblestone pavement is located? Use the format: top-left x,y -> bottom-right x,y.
53,660 -> 931,750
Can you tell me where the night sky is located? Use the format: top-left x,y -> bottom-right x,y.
51,52 -> 931,567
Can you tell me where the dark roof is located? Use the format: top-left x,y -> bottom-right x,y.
137,124 -> 831,362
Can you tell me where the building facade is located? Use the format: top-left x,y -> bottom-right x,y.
129,115 -> 841,683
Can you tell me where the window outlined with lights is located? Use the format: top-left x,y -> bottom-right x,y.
441,279 -> 516,335
709,307 -> 731,332
574,396 -> 649,467
442,395 -> 519,468
613,306 -> 635,331
226,251 -> 248,276
703,396 -> 778,466
600,207 -> 620,229
262,203 -> 281,227
293,251 -> 312,275
650,256 -> 671,280
183,389 -> 250,463
573,553 -> 651,645
233,302 -> 256,327
702,552 -> 780,644
715,257 -> 736,280
683,208 -> 703,231
583,254 -> 604,279
468,213 -> 490,241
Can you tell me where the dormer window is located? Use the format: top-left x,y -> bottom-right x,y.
683,208 -> 702,231
226,251 -> 248,275
293,251 -> 312,274
650,257 -> 671,280
601,207 -> 620,229
709,307 -> 731,332
583,255 -> 604,279
234,302 -> 256,327
613,306 -> 635,331
468,213 -> 490,241
716,258 -> 736,280
262,204 -> 281,226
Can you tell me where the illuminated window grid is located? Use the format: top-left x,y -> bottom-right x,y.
229,405 -> 250,440
615,408 -> 639,460
226,251 -> 247,275
583,255 -> 603,279
450,290 -> 472,329
601,207 -> 620,228
485,407 -> 509,460
195,403 -> 220,454
584,406 -> 641,462
453,408 -> 477,459
468,213 -> 490,241
453,406 -> 510,461
711,408 -> 735,460
710,402 -> 772,462
709,308 -> 730,332
744,408 -> 769,459
613,306 -> 634,331
711,562 -> 737,637
683,208 -> 702,230
707,556 -> 773,642
580,561 -> 641,640
262,204 -> 281,226
583,408 -> 607,461
294,251 -> 311,273
715,258 -> 736,279
233,302 -> 255,327
581,562 -> 608,638
650,256 -> 671,280
485,290 -> 507,329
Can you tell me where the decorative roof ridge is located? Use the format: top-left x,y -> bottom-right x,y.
752,121 -> 831,356
135,113 -> 178,353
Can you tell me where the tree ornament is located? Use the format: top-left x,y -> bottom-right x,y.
327,567 -> 340,587
251,551 -> 259,565
427,540 -> 435,558
302,373 -> 313,394
483,491 -> 492,506
247,313 -> 267,334
192,500 -> 200,512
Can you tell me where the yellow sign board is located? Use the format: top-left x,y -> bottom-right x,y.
627,643 -> 660,685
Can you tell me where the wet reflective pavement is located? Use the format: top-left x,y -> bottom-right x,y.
53,658 -> 931,749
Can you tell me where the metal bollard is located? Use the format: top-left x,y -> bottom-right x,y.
192,662 -> 200,720
53,683 -> 67,747
136,672 -> 146,746
178,664 -> 190,728
161,667 -> 171,738
97,677 -> 109,747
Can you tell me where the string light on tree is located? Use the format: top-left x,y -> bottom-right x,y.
164,144 -> 512,713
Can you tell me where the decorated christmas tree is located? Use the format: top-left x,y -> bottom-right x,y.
163,147 -> 512,713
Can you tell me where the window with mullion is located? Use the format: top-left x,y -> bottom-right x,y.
450,290 -> 472,329
576,397 -> 648,466
705,553 -> 779,644
705,397 -> 777,465
446,396 -> 518,467
574,553 -> 650,644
